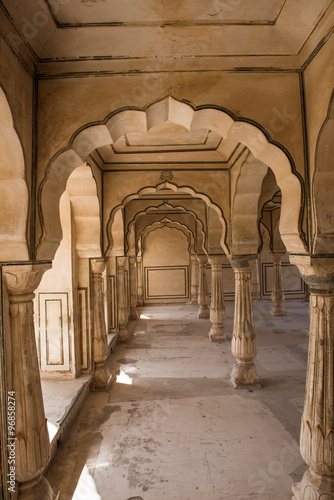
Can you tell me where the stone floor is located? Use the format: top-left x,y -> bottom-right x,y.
46,301 -> 310,500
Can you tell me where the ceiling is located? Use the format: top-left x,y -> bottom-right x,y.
1,0 -> 333,76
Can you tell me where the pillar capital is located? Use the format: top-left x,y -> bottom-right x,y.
289,255 -> 334,293
117,256 -> 128,270
208,255 -> 226,266
197,254 -> 208,264
90,257 -> 106,276
3,262 -> 52,296
229,254 -> 257,269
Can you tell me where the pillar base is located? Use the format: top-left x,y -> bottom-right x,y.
271,306 -> 286,316
118,325 -> 129,342
18,474 -> 59,500
129,309 -> 139,320
198,306 -> 210,319
93,361 -> 113,391
191,296 -> 198,305
137,298 -> 144,306
292,468 -> 334,499
230,361 -> 261,388
209,324 -> 227,341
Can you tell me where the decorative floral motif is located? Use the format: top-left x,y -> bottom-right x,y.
160,169 -> 174,181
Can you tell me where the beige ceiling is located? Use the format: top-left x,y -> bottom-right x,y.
2,0 -> 333,74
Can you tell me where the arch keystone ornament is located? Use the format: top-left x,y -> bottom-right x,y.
290,256 -> 334,500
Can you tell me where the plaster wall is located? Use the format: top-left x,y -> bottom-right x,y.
142,226 -> 190,303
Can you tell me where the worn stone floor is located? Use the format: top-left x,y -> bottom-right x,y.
45,301 -> 310,500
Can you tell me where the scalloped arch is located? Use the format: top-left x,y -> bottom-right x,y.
37,95 -> 305,260
106,181 -> 226,256
140,220 -> 194,254
125,202 -> 207,255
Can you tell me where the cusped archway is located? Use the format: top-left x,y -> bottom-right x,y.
37,95 -> 306,260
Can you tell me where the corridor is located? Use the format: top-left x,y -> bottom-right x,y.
46,301 -> 309,500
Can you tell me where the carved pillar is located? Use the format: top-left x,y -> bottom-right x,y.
91,258 -> 112,390
290,272 -> 334,499
3,263 -> 58,499
137,255 -> 144,306
117,257 -> 129,341
197,255 -> 210,319
251,258 -> 261,301
270,252 -> 286,316
230,256 -> 260,388
208,255 -> 226,341
190,254 -> 199,305
129,256 -> 138,320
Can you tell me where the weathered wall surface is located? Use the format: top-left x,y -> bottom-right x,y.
142,226 -> 190,303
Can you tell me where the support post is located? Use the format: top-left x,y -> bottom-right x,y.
197,255 -> 210,319
117,257 -> 129,341
208,255 -> 226,341
137,255 -> 144,307
190,254 -> 199,305
230,255 -> 261,388
270,252 -> 286,316
3,263 -> 58,499
251,258 -> 261,301
91,258 -> 112,390
129,256 -> 138,320
290,270 -> 334,499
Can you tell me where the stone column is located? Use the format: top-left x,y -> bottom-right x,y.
251,258 -> 261,301
117,257 -> 129,341
197,254 -> 210,319
190,254 -> 199,305
270,252 -> 286,316
208,255 -> 226,341
137,255 -> 144,306
230,256 -> 261,388
291,277 -> 334,499
91,258 -> 112,390
129,256 -> 138,320
3,263 -> 58,499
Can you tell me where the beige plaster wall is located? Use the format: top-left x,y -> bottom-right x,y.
142,226 -> 190,303
0,30 -> 35,251
303,35 -> 334,246
304,36 -> 334,179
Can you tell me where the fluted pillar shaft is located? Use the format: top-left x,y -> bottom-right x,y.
190,254 -> 199,305
251,258 -> 261,301
208,255 -> 226,341
270,252 -> 286,316
230,256 -> 260,388
137,255 -> 144,306
129,257 -> 138,320
91,258 -> 111,390
117,257 -> 129,341
292,291 -> 334,499
197,255 -> 210,319
3,263 -> 57,499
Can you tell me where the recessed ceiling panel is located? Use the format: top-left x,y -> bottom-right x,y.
46,0 -> 285,26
